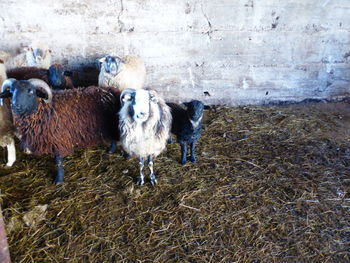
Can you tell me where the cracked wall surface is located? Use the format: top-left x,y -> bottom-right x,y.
0,0 -> 349,105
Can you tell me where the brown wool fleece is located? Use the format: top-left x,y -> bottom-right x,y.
13,86 -> 121,157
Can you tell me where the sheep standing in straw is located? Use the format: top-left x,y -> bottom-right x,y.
119,89 -> 171,185
0,78 -> 120,183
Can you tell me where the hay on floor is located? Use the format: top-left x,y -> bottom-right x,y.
0,100 -> 349,262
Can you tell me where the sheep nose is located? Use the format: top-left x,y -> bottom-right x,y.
36,56 -> 42,62
136,112 -> 146,119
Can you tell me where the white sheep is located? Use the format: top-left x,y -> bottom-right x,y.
98,55 -> 146,91
0,40 -> 52,70
119,89 -> 172,185
0,61 -> 15,167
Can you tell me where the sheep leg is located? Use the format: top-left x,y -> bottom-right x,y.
136,157 -> 145,186
54,157 -> 65,184
108,140 -> 117,154
180,143 -> 187,165
190,142 -> 197,163
5,138 -> 16,167
148,156 -> 157,185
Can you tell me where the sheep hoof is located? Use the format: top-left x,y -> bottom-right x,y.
190,157 -> 196,163
54,179 -> 64,185
150,179 -> 157,186
107,141 -> 117,154
150,176 -> 157,186
136,178 -> 144,186
181,159 -> 187,165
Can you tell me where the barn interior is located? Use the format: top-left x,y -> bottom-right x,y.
0,0 -> 349,262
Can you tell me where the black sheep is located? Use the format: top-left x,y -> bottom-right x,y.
167,100 -> 204,164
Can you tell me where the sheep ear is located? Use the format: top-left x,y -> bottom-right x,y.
99,57 -> 106,63
36,90 -> 48,99
149,90 -> 158,103
98,57 -> 106,70
120,89 -> 134,104
0,90 -> 12,99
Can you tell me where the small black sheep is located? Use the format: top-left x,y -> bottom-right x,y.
167,100 -> 204,165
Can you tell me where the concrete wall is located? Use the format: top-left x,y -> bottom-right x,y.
0,0 -> 349,105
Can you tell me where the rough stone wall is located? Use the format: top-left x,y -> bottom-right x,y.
0,0 -> 349,105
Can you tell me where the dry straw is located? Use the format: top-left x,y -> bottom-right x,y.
0,100 -> 349,262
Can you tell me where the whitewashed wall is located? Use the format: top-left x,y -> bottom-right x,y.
0,0 -> 349,105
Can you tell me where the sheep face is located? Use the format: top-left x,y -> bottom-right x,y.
1,79 -> 51,116
99,56 -> 122,76
12,81 -> 42,115
184,100 -> 204,122
25,46 -> 51,66
48,64 -> 65,89
121,89 -> 158,124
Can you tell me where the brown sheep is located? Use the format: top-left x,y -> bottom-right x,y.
0,78 -> 121,183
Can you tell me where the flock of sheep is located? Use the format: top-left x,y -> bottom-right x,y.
0,41 -> 204,186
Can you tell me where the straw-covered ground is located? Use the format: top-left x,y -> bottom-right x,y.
0,100 -> 349,263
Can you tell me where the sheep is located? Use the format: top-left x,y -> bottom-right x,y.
47,64 -> 74,89
98,55 -> 146,91
68,62 -> 100,87
7,64 -> 74,89
0,60 -> 16,167
119,89 -> 172,185
167,100 -> 204,165
0,78 -> 121,184
0,41 -> 52,70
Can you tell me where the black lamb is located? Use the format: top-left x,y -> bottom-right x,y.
167,100 -> 204,165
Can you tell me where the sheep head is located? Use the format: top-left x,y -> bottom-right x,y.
99,55 -> 123,76
121,89 -> 159,124
0,78 -> 52,116
24,41 -> 52,67
48,64 -> 70,89
183,100 -> 204,123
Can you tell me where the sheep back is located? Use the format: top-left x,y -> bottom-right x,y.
13,86 -> 121,157
0,52 -> 11,64
7,67 -> 49,83
119,94 -> 171,158
2,53 -> 27,70
98,56 -> 146,91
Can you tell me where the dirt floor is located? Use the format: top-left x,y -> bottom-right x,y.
0,100 -> 349,263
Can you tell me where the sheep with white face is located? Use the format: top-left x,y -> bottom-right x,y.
119,89 -> 172,185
